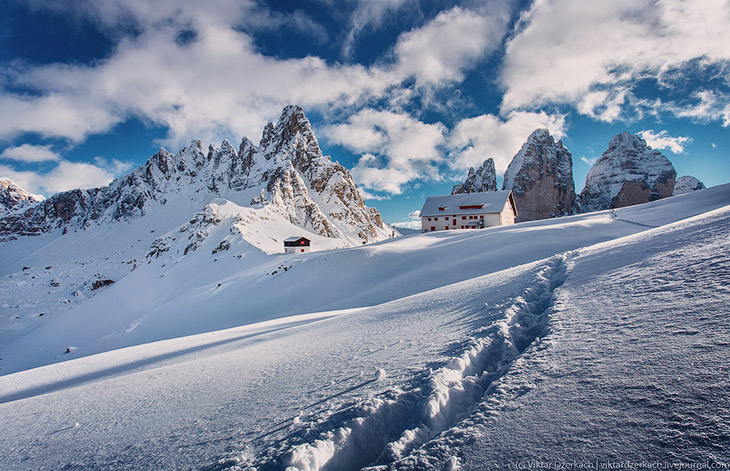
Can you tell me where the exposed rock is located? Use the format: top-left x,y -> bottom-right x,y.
452,158 -> 497,194
0,178 -> 44,215
502,129 -> 576,222
673,175 -> 706,195
580,132 -> 676,212
91,279 -> 115,290
0,106 -> 392,245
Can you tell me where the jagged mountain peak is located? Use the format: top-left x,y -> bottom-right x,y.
0,106 -> 392,246
0,178 -> 44,215
260,105 -> 320,162
452,158 -> 497,194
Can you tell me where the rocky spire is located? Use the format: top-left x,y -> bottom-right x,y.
580,131 -> 676,212
502,129 -> 576,222
673,175 -> 706,195
452,158 -> 497,194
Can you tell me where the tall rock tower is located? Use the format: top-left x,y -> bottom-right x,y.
580,132 -> 676,212
502,129 -> 576,222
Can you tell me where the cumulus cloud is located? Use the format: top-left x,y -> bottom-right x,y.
0,144 -> 61,162
501,0 -> 730,123
391,209 -> 422,230
324,109 -> 447,194
393,5 -> 509,87
637,130 -> 691,154
0,157 -> 133,196
448,111 -> 567,173
1,2 -> 511,151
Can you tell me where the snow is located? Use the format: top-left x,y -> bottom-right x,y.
0,184 -> 729,470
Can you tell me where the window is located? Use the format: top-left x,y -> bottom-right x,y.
461,216 -> 466,220
438,206 -> 446,211
459,205 -> 484,210
431,226 -> 435,231
428,217 -> 432,221
480,215 -> 484,219
445,226 -> 449,230
434,217 -> 438,221
301,249 -> 305,253
461,225 -> 464,229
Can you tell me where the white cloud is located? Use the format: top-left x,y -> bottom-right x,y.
581,156 -> 598,166
391,209 -> 422,230
394,5 -> 509,87
448,110 -> 567,173
324,109 -> 447,194
501,0 -> 730,123
0,144 -> 60,162
0,5 -> 395,148
0,2 -> 512,152
391,220 -> 421,230
343,0 -> 411,57
358,188 -> 391,201
0,157 -> 134,196
637,130 -> 691,154
671,90 -> 730,127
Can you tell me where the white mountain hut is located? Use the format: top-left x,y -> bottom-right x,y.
419,191 -> 517,232
284,236 -> 311,253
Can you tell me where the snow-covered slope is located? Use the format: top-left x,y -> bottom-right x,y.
452,158 -> 497,194
581,131 -> 676,212
0,185 -> 728,470
0,178 -> 44,216
502,129 -> 576,221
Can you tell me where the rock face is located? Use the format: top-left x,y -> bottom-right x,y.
452,158 -> 497,194
0,178 -> 44,215
502,129 -> 576,222
673,175 -> 706,195
0,106 -> 391,244
580,132 -> 676,212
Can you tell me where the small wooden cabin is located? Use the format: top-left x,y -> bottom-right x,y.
419,191 -> 517,232
284,236 -> 311,253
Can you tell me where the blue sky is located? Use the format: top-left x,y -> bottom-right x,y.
0,0 -> 728,227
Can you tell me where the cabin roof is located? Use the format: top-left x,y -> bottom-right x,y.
419,191 -> 516,217
284,236 -> 310,242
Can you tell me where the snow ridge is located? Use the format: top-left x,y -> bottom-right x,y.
260,256 -> 568,471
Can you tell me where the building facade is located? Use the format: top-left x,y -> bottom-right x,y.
284,236 -> 311,253
419,191 -> 517,232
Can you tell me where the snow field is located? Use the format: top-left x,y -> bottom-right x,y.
0,185 -> 728,470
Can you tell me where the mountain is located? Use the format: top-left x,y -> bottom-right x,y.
501,129 -> 576,222
452,158 -> 497,194
580,131 -> 676,212
0,178 -> 44,215
673,175 -> 706,195
0,106 -> 392,245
